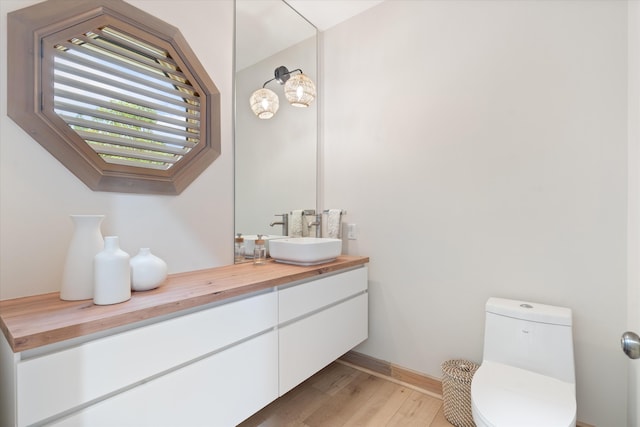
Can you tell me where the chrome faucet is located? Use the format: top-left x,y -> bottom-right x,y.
270,213 -> 288,236
307,214 -> 322,238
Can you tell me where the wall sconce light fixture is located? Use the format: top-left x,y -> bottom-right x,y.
249,66 -> 316,120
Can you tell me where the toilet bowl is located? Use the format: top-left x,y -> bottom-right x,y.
471,298 -> 577,427
471,361 -> 576,427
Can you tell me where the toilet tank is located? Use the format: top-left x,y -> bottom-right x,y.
483,297 -> 575,384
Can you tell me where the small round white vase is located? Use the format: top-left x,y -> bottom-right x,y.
60,215 -> 105,301
94,236 -> 131,305
130,248 -> 168,291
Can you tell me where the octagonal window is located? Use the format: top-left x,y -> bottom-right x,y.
8,0 -> 221,194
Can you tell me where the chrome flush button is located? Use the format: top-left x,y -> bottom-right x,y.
520,303 -> 533,309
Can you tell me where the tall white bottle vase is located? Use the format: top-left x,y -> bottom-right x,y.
60,215 -> 105,301
94,236 -> 131,305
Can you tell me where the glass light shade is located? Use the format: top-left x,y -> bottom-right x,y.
250,88 -> 279,119
284,73 -> 316,107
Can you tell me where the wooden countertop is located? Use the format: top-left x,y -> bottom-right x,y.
0,256 -> 369,353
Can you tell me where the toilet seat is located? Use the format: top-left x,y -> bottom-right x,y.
471,361 -> 576,427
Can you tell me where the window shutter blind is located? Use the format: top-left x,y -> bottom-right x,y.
51,26 -> 201,170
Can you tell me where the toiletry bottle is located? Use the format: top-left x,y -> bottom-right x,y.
234,233 -> 245,263
253,235 -> 266,265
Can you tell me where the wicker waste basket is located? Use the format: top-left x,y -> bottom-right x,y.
441,359 -> 480,427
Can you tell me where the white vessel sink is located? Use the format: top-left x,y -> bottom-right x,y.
269,237 -> 342,265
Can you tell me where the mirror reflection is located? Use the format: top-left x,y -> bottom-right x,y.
234,0 -> 318,258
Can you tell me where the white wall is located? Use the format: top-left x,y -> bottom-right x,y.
322,1 -> 629,425
0,0 -> 234,300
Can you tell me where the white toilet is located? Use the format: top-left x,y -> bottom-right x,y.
471,297 -> 577,427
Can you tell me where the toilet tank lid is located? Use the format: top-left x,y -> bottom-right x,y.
486,297 -> 572,326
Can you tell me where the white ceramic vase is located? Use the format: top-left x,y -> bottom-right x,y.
130,248 -> 168,291
60,215 -> 105,301
94,236 -> 131,305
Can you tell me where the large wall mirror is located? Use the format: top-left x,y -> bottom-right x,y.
234,0 -> 318,241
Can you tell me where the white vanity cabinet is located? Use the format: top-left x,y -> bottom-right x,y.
0,258 -> 369,427
278,266 -> 369,395
8,291 -> 279,427
49,331 -> 278,427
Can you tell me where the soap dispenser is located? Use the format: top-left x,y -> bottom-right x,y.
234,233 -> 245,263
253,234 -> 266,265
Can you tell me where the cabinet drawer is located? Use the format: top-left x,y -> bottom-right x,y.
49,331 -> 278,427
17,290 -> 277,427
278,266 -> 367,323
279,292 -> 368,395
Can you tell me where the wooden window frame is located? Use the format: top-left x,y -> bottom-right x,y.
7,0 -> 221,195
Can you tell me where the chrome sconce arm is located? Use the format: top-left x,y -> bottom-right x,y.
262,66 -> 304,87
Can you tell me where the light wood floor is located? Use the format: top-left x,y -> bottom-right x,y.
238,361 -> 456,427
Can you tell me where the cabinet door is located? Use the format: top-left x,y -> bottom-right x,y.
50,330 -> 278,427
279,293 -> 368,395
17,291 -> 276,427
279,266 -> 368,323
